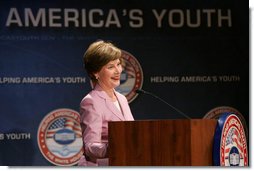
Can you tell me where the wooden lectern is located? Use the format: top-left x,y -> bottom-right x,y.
108,119 -> 217,166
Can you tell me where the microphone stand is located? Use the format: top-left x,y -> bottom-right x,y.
136,89 -> 191,119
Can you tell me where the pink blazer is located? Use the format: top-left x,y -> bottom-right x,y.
78,85 -> 134,166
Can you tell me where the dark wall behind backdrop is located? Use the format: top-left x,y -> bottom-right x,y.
0,0 -> 249,166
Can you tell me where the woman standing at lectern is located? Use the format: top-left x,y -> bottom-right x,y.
78,40 -> 134,166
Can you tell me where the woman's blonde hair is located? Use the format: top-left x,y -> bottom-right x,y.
83,40 -> 122,82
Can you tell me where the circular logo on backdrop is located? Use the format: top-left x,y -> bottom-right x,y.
37,108 -> 83,166
116,50 -> 143,102
213,113 -> 248,166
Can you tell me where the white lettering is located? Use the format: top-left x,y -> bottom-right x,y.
218,9 -> 232,27
5,8 -> 232,28
62,77 -> 86,83
0,133 -> 4,140
169,9 -> 184,28
150,76 -> 179,83
203,9 -> 216,27
0,77 -> 21,84
64,9 -> 79,27
6,8 -> 23,26
49,8 -> 62,27
24,8 -> 46,27
89,9 -> 104,27
152,9 -> 231,28
129,9 -> 143,28
219,76 -> 240,82
186,9 -> 201,28
105,9 -> 121,27
152,9 -> 167,28
181,76 -> 211,82
6,133 -> 31,140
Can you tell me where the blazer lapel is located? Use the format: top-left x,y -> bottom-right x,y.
94,85 -> 125,121
115,92 -> 129,119
105,98 -> 125,121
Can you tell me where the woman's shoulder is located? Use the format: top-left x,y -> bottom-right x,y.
80,90 -> 95,103
81,89 -> 105,103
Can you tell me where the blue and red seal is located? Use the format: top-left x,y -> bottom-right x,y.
213,113 -> 248,166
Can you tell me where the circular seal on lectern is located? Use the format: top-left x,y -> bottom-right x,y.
203,106 -> 248,140
213,113 -> 248,166
37,108 -> 83,166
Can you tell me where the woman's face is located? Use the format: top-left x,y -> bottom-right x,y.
95,59 -> 122,90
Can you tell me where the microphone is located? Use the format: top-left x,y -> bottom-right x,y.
135,89 -> 191,119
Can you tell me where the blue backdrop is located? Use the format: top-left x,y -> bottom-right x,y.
0,0 -> 249,166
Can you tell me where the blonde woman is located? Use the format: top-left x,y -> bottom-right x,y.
78,40 -> 134,166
